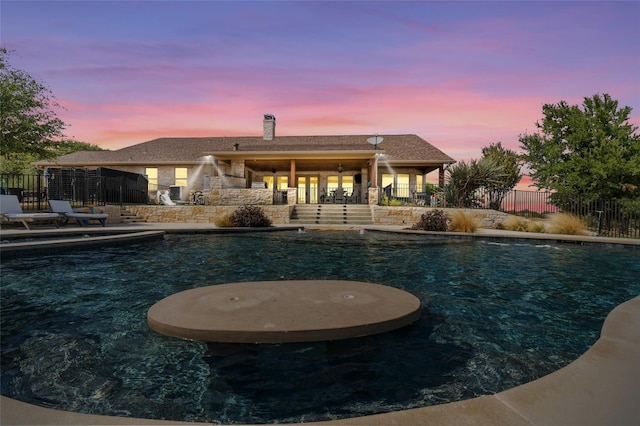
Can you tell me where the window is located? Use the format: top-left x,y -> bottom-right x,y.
297,177 -> 307,204
264,175 -> 288,190
262,176 -> 274,190
381,174 -> 394,189
327,175 -> 339,192
397,174 -> 410,198
145,168 -> 158,190
175,168 -> 188,187
416,174 -> 423,191
277,176 -> 288,190
342,175 -> 354,195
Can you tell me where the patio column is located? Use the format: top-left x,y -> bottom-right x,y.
290,159 -> 296,188
371,156 -> 378,188
438,166 -> 445,188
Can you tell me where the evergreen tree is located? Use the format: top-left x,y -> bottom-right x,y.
519,93 -> 640,203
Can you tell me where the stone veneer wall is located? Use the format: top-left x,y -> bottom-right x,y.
124,204 -> 512,228
210,176 -> 247,190
207,189 -> 273,205
126,205 -> 292,224
372,206 -> 513,228
101,205 -> 123,224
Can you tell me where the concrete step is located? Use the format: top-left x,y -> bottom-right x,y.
120,209 -> 146,223
290,204 -> 373,225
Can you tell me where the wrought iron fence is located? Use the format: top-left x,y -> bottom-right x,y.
379,184 -> 640,238
0,174 -> 50,211
1,170 -> 149,211
273,190 -> 288,205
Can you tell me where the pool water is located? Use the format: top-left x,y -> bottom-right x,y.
1,231 -> 639,424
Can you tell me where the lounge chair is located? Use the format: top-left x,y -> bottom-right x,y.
49,200 -> 108,227
157,190 -> 176,206
0,194 -> 60,230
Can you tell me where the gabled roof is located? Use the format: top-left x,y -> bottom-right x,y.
37,134 -> 455,166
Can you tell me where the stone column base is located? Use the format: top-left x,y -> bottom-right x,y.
368,187 -> 379,205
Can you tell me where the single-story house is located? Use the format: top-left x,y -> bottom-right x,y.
36,115 -> 455,206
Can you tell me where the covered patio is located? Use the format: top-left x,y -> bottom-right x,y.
203,149 -> 448,206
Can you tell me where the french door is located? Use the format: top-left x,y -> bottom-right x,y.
297,176 -> 319,204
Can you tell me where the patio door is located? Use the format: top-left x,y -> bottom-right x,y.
297,176 -> 318,204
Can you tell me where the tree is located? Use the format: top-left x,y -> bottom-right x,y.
444,157 -> 506,208
519,93 -> 640,203
481,142 -> 523,210
1,139 -> 104,174
0,49 -> 105,174
49,139 -> 103,157
0,48 -> 65,157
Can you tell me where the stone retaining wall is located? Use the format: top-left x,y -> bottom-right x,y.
372,206 -> 513,228
126,205 -> 292,224
102,205 -> 123,224
123,204 -> 513,228
207,188 -> 273,205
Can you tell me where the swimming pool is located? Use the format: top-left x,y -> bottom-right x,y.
1,231 -> 638,424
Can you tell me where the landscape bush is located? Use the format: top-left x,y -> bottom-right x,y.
449,210 -> 480,233
501,216 -> 530,232
214,214 -> 234,227
380,194 -> 407,206
228,205 -> 272,227
527,221 -> 547,233
547,213 -> 587,235
411,209 -> 449,231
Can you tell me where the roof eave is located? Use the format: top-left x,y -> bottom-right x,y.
205,150 -> 383,160
388,159 -> 456,165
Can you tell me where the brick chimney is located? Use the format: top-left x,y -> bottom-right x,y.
263,114 -> 276,140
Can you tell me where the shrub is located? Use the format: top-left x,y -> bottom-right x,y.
411,209 -> 449,231
527,221 -> 546,233
380,195 -> 406,206
547,213 -> 587,235
229,205 -> 272,227
501,216 -> 529,232
214,214 -> 234,228
449,210 -> 480,233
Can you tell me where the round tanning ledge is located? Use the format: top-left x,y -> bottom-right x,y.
147,280 -> 422,343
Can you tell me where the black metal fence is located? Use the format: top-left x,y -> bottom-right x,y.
379,184 -> 640,238
1,169 -> 149,211
0,174 -> 50,211
491,191 -> 639,239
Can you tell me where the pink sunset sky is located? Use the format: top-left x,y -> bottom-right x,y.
2,1 -> 639,188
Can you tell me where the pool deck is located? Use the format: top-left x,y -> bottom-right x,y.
1,223 -> 639,425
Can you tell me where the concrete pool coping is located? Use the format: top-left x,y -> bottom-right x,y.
1,223 -> 639,425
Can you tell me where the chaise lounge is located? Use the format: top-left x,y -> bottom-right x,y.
0,194 -> 60,230
48,200 -> 108,227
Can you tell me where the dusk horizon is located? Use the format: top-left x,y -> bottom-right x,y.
3,0 -> 639,186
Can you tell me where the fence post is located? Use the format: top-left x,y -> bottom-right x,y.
37,172 -> 42,210
119,176 -> 124,206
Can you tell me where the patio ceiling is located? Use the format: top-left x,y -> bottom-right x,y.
246,158 -> 367,173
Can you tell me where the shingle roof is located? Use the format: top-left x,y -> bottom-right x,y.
40,134 -> 455,165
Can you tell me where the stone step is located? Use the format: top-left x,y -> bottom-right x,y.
120,208 -> 146,223
290,204 -> 373,225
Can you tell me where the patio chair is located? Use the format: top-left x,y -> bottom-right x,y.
334,190 -> 346,205
0,194 -> 60,230
48,200 -> 108,227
